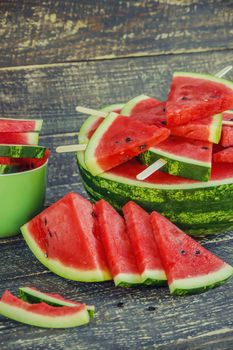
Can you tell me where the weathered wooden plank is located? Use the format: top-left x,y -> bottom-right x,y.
0,0 -> 233,67
1,239 -> 233,349
1,50 -> 233,135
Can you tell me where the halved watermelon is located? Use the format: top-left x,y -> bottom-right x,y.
21,192 -> 111,282
213,147 -> 233,163
140,136 -> 213,181
0,118 -> 43,132
150,211 -> 233,295
121,95 -> 161,116
166,72 -> 233,126
84,112 -> 170,176
95,199 -> 142,287
19,287 -> 95,317
122,201 -> 167,285
0,145 -> 46,159
0,132 -> 39,145
0,290 -> 90,328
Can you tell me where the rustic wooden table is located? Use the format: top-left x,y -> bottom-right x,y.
1,1 -> 233,349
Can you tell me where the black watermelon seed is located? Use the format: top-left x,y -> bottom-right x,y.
195,250 -> 201,255
181,96 -> 190,101
163,107 -> 166,112
230,119 -> 233,122
139,144 -> 146,150
44,217 -> 47,226
117,302 -> 124,308
91,211 -> 97,218
125,137 -> 132,143
115,141 -> 120,144
161,121 -> 167,125
180,250 -> 186,255
147,306 -> 156,311
201,146 -> 209,150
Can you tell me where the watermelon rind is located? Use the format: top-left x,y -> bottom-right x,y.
114,272 -> 142,287
120,94 -> 152,116
140,147 -> 211,182
0,145 -> 46,159
0,164 -> 19,174
0,300 -> 90,328
26,132 -> 39,146
209,114 -> 222,144
170,263 -> 233,295
84,112 -> 119,176
21,223 -> 112,282
141,270 -> 167,286
19,287 -> 95,317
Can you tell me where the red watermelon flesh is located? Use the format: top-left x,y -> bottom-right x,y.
150,211 -> 233,294
0,118 -> 43,132
0,132 -> 38,145
87,118 -> 104,140
166,72 -> 233,126
220,112 -> 233,147
95,199 -> 142,286
21,193 -> 111,282
122,201 -> 167,285
213,147 -> 233,163
0,290 -> 89,328
130,97 -> 161,115
85,113 -> 170,176
130,102 -> 167,127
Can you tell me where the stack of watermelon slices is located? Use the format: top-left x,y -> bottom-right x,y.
0,118 -> 49,174
81,72 -> 233,182
21,192 -> 233,295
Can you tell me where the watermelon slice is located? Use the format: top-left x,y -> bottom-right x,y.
0,145 -> 46,159
0,118 -> 43,132
84,112 -> 170,176
121,95 -> 161,116
0,132 -> 39,145
166,72 -> 233,126
0,290 -> 90,328
19,287 -> 95,317
140,135 -> 213,181
122,201 -> 167,285
170,114 -> 222,144
21,193 -> 111,282
220,111 -> 233,147
213,147 -> 233,163
95,199 -> 142,287
150,211 -> 233,295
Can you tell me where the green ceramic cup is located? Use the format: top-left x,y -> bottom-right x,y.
0,162 -> 47,238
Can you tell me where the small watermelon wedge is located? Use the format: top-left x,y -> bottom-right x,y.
220,111 -> 233,147
0,145 -> 46,159
0,118 -> 43,132
0,290 -> 90,328
0,132 -> 39,145
84,112 -> 170,176
95,199 -> 142,287
21,193 -> 111,282
121,95 -> 161,116
140,135 -> 213,181
122,201 -> 167,285
150,211 -> 233,295
213,147 -> 233,163
166,72 -> 233,126
19,287 -> 95,317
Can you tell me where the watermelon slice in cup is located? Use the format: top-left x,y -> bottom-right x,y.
0,290 -> 90,328
84,112 -> 170,176
123,201 -> 167,285
0,145 -> 46,159
0,118 -> 43,132
166,72 -> 233,126
150,211 -> 233,295
95,199 -> 142,287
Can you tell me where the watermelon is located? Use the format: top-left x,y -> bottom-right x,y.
21,192 -> 111,282
220,111 -> 233,147
213,147 -> 233,163
120,95 -> 161,116
95,199 -> 142,287
0,164 -> 20,174
166,72 -> 233,126
0,290 -> 90,328
19,287 -> 95,317
140,135 -> 213,181
0,118 -> 43,132
170,114 -> 222,144
0,145 -> 46,159
150,211 -> 233,295
122,201 -> 167,285
0,132 -> 39,145
84,112 -> 170,176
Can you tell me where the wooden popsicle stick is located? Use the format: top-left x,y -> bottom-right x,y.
76,106 -> 107,117
56,144 -> 86,153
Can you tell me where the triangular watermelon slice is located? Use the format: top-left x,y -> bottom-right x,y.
220,111 -> 233,147
140,135 -> 213,181
121,95 -> 161,116
21,193 -> 111,282
95,199 -> 142,287
122,201 -> 167,285
84,112 -> 170,176
166,72 -> 233,126
150,211 -> 233,295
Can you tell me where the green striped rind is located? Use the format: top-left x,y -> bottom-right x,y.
140,148 -> 211,182
170,264 -> 233,295
120,94 -> 151,116
114,273 -> 142,287
174,71 -> 233,90
19,287 -> 95,317
142,269 -> 167,286
209,114 -> 222,143
0,145 -> 46,159
0,164 -> 20,174
21,224 -> 112,282
84,112 -> 119,176
0,301 -> 90,328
